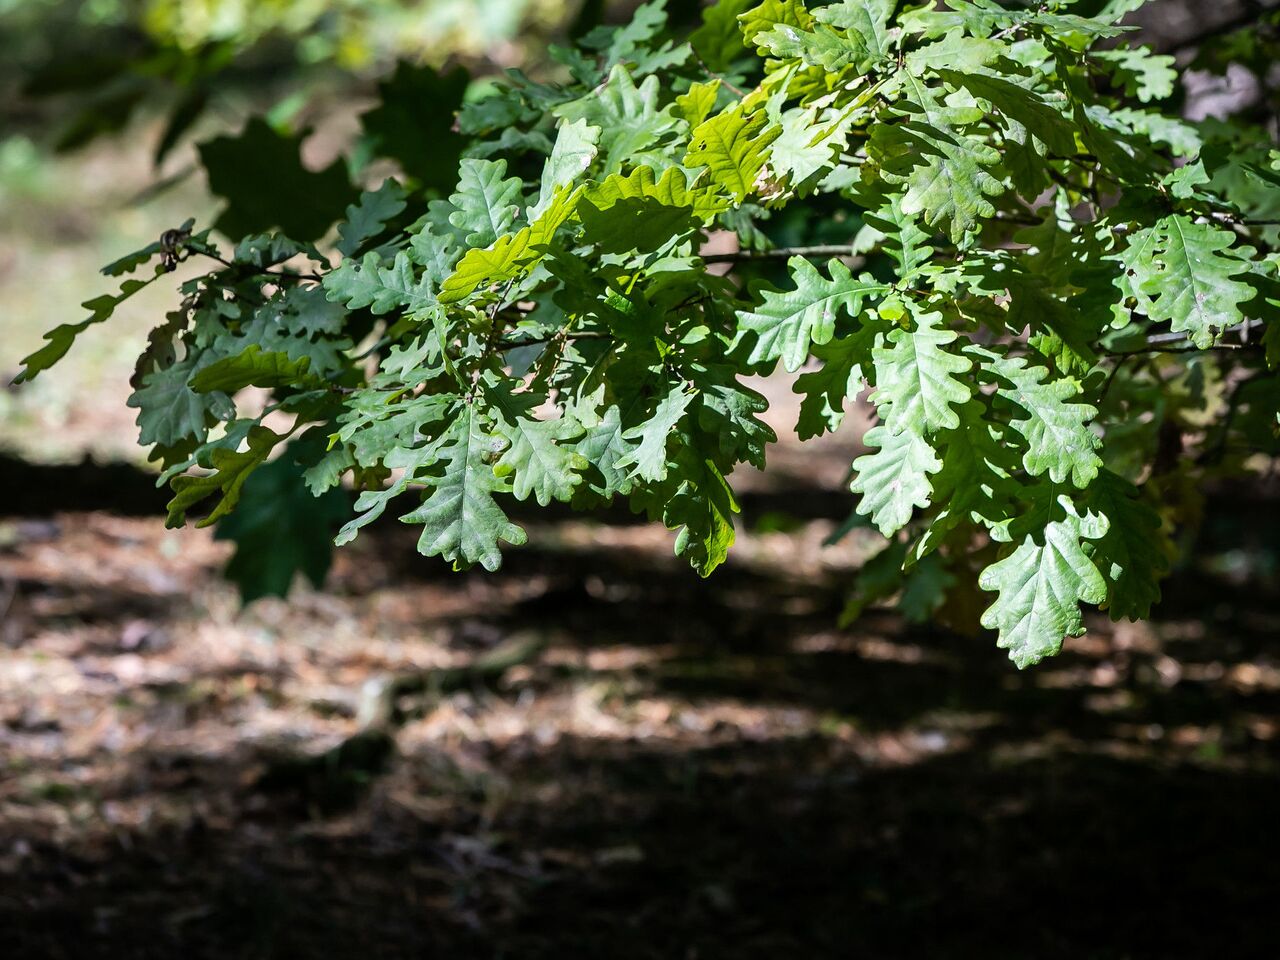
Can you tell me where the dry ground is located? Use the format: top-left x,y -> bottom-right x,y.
0,483 -> 1277,958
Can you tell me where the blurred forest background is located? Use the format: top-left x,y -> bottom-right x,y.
1,0 -> 1278,957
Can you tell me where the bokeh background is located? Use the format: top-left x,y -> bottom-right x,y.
1,1 -> 1278,957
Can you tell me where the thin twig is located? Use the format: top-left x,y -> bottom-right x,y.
1099,353 -> 1131,403
352,334 -> 393,362
689,45 -> 746,99
701,245 -> 861,264
194,248 -> 324,283
1104,341 -> 1256,357
1046,166 -> 1101,205
496,330 -> 612,352
1101,320 -> 1267,356
470,277 -> 519,391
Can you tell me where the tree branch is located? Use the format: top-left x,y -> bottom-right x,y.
194,248 -> 324,283
1102,320 -> 1266,356
689,45 -> 746,99
496,330 -> 612,352
701,245 -> 863,264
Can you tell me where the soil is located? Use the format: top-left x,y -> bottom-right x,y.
0,465 -> 1277,959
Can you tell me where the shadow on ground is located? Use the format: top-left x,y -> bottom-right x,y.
0,474 -> 1278,959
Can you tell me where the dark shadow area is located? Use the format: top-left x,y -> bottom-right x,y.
0,449 -> 856,523
0,453 -> 170,518
1,735 -> 1276,959
1,482 -> 1278,959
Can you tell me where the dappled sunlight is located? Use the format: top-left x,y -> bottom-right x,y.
2,498 -> 1278,954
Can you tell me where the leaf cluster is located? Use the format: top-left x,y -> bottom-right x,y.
21,0 -> 1280,665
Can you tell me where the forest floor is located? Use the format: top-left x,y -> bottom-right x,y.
0,452 -> 1277,958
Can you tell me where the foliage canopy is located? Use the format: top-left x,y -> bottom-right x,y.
20,0 -> 1280,667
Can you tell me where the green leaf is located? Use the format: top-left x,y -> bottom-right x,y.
324,250 -> 434,316
675,79 -> 722,129
166,426 -> 284,529
448,158 -> 525,249
754,23 -> 863,72
334,397 -> 458,543
215,437 -> 350,602
574,403 -> 639,498
918,1 -> 1129,44
438,184 -> 583,304
840,539 -> 909,625
903,32 -> 1003,73
736,257 -> 886,372
16,274 -> 157,383
755,0 -> 893,72
872,304 -> 973,435
793,331 -> 872,440
1084,470 -> 1169,621
899,552 -> 956,624
531,119 -> 600,218
738,0 -> 814,48
770,104 -> 855,188
214,298 -> 351,379
189,344 -> 318,394
198,118 -> 358,242
360,62 -> 469,190
588,0 -> 676,73
302,445 -> 356,496
917,399 -> 1017,557
1092,46 -> 1177,103
278,284 -> 348,339
486,381 -> 588,506
685,103 -> 781,202
579,167 -> 705,255
1131,216 -> 1257,349
981,351 -> 1102,488
232,233 -> 314,270
617,380 -> 696,483
663,442 -> 739,576
689,0 -> 753,72
936,69 -> 1077,157
582,164 -> 728,224
399,403 -> 527,571
871,75 -> 1004,244
129,358 -> 231,447
979,496 -> 1109,668
336,179 -> 408,257
554,65 -> 679,176
860,196 -> 935,280
694,364 -> 776,469
814,0 -> 895,68
850,424 -> 942,536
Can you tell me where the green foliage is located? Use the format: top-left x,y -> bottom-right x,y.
24,0 -> 1280,667
360,63 -> 470,191
215,435 -> 351,602
736,257 -> 885,372
6,0 -> 570,164
199,119 -> 358,241
1124,216 -> 1257,349
978,496 -> 1110,668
